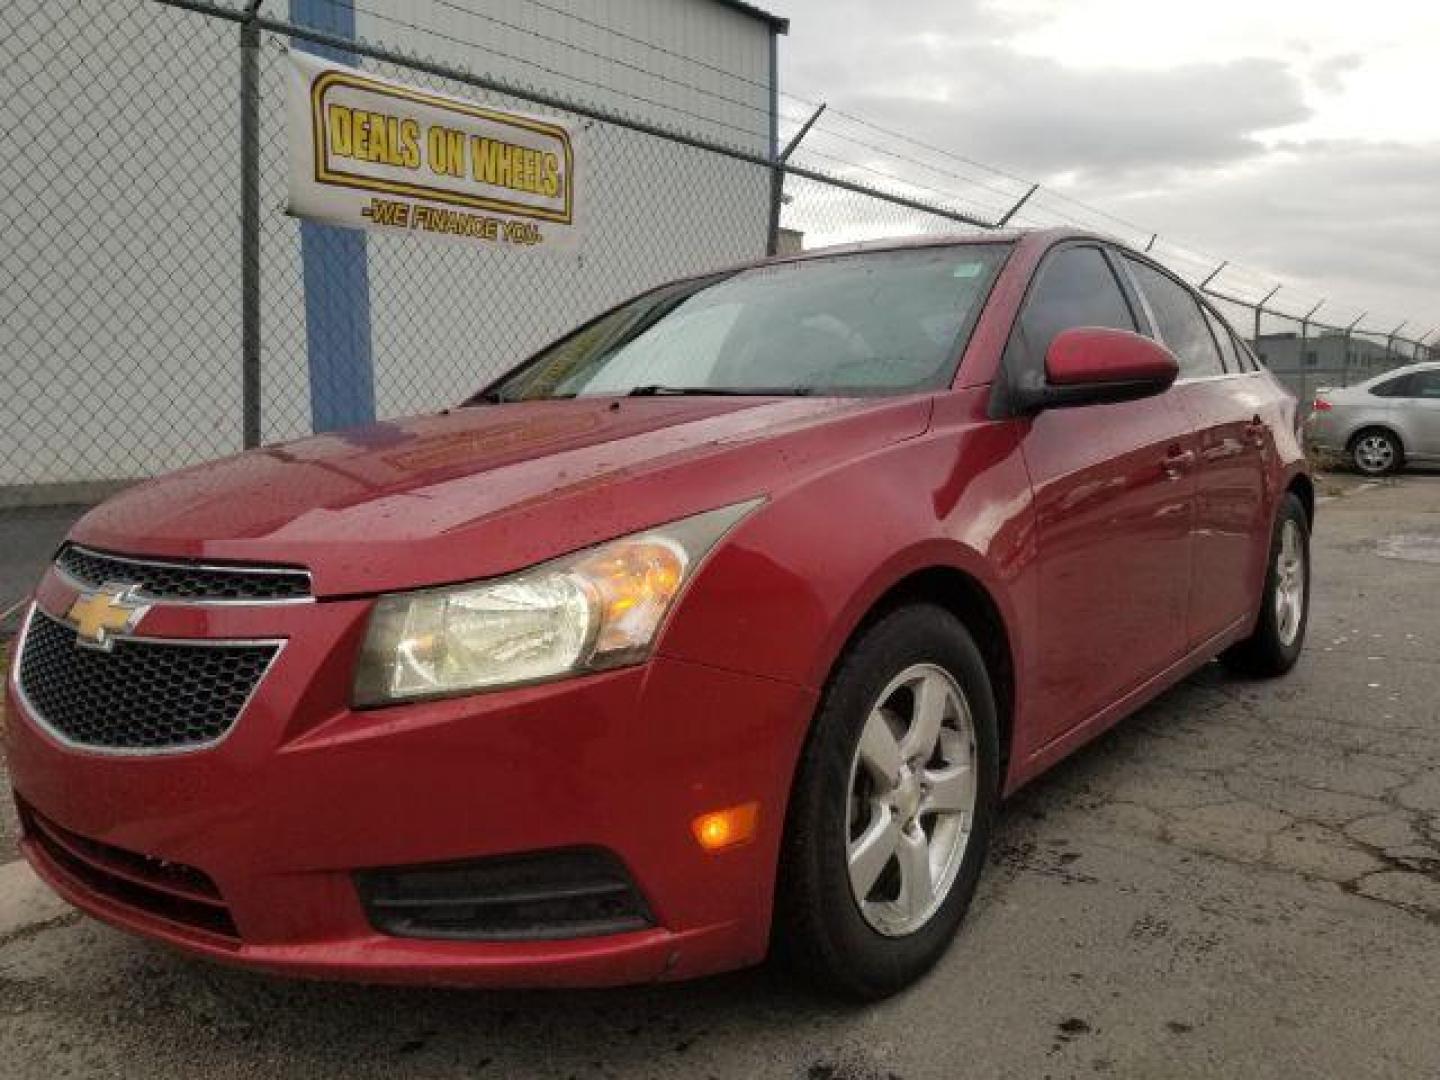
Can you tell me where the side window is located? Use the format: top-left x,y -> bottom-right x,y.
1014,246 -> 1136,375
1123,257 -> 1225,378
1371,375 -> 1414,398
1204,307 -> 1242,373
1410,372 -> 1440,399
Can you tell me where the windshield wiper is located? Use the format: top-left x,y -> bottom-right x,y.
625,385 -> 813,397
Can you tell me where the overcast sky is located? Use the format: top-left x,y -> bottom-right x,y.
768,0 -> 1439,333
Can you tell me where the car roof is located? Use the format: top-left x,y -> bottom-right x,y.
771,226 -> 1099,265
1348,360 -> 1440,389
1373,359 -> 1440,377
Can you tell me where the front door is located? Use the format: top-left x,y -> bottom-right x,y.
1008,243 -> 1197,744
1400,370 -> 1440,457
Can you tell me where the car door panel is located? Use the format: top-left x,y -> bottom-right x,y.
1402,373 -> 1440,457
1020,396 -> 1196,743
1171,378 -> 1271,642
1118,255 -> 1266,646
1002,242 -> 1197,745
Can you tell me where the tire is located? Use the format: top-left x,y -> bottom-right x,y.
1349,427 -> 1403,476
775,604 -> 999,1000
1222,492 -> 1310,678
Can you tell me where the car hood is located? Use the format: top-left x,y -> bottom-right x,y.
71,395 -> 932,596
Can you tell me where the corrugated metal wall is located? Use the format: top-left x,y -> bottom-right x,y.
366,0 -> 775,154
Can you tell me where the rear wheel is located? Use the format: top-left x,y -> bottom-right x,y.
775,605 -> 999,1000
1350,428 -> 1402,476
1222,493 -> 1310,677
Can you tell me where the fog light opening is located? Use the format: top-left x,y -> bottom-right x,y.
692,802 -> 759,852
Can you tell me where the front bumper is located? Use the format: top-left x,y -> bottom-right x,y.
5,572 -> 815,987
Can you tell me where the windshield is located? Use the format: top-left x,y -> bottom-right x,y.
480,244 -> 1011,401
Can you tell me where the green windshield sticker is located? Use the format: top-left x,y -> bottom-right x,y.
952,262 -> 984,279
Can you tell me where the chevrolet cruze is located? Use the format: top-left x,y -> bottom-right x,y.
5,229 -> 1312,999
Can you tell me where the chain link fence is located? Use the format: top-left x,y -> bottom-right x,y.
1,0 -> 777,498
2,0 -> 1435,505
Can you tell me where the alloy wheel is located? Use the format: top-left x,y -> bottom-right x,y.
844,663 -> 977,937
1275,518 -> 1307,647
1354,433 -> 1395,474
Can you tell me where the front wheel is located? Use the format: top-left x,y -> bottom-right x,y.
1222,492 -> 1310,677
775,605 -> 999,1000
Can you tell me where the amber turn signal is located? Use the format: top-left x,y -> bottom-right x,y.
692,802 -> 759,852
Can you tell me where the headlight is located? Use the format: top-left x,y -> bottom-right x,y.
353,499 -> 762,705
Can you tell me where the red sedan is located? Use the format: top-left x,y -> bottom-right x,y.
5,229 -> 1311,999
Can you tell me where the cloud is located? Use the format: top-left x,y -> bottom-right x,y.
780,1 -> 1308,180
837,55 -> 1309,181
769,0 -> 1438,326
1091,140 -> 1440,324
1310,52 -> 1362,93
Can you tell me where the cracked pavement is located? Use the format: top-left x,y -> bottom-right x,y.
2,471 -> 1440,1078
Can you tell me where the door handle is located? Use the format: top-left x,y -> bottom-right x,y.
1162,447 -> 1196,478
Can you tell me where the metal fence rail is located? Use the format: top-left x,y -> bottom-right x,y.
1,0 -> 1435,501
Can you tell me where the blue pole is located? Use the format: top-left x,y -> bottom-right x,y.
290,0 -> 375,433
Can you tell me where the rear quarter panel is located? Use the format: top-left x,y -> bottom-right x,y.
1313,388 -> 1393,451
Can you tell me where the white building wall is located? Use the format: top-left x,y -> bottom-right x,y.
0,2 -> 244,490
0,0 -> 778,488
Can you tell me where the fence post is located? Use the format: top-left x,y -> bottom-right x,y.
996,184 -> 1038,228
1200,261 -> 1228,290
240,0 -> 264,449
1254,284 -> 1281,350
1341,313 -> 1365,387
767,103 -> 825,257
1299,301 -> 1323,406
1385,321 -> 1407,367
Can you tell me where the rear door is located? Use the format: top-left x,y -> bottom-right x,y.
1009,243 -> 1197,743
1119,255 -> 1270,647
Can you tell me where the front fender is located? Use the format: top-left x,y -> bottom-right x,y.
658,389 -> 1034,696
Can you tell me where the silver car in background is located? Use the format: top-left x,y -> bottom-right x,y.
1307,361 -> 1440,475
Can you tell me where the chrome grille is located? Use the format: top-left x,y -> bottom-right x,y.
56,545 -> 311,603
16,609 -> 278,752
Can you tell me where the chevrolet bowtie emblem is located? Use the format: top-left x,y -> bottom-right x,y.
66,583 -> 150,651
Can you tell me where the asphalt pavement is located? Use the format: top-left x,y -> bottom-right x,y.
2,471 -> 1439,1079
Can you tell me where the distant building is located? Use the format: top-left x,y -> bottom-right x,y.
1255,331 -> 1408,385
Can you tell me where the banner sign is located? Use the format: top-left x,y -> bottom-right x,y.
286,52 -> 582,250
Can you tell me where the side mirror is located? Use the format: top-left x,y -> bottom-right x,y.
1016,327 -> 1180,412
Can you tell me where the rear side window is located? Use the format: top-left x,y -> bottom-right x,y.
1204,307 -> 1243,373
1371,375 -> 1414,398
1124,257 -> 1225,378
1014,245 -> 1136,367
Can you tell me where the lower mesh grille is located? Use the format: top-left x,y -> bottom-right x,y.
20,802 -> 238,942
356,848 -> 654,942
17,609 -> 277,751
